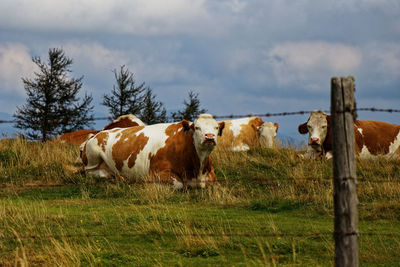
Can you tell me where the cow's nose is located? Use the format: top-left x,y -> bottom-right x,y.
310,137 -> 320,145
205,133 -> 215,139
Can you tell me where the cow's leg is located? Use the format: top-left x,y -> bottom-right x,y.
83,147 -> 113,179
325,151 -> 333,160
300,145 -> 323,159
150,170 -> 184,189
85,161 -> 114,178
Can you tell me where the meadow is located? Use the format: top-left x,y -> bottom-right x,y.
0,138 -> 399,266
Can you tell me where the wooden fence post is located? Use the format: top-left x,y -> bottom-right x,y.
331,77 -> 359,267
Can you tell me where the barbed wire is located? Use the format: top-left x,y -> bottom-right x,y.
1,231 -> 399,242
1,107 -> 399,124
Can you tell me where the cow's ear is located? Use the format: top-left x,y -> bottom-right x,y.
181,120 -> 193,132
274,123 -> 279,133
326,115 -> 331,133
252,122 -> 262,132
218,121 -> 225,136
326,115 -> 331,124
298,122 -> 308,134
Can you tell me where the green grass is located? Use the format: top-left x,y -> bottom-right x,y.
0,139 -> 399,266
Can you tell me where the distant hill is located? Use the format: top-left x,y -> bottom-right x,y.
0,112 -> 16,138
0,112 -> 111,139
276,133 -> 306,149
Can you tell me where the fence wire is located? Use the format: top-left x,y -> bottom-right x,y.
0,107 -> 399,124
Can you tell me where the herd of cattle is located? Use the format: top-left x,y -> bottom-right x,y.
56,111 -> 400,188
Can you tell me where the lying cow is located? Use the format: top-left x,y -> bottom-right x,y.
298,110 -> 400,159
56,114 -> 145,145
218,117 -> 278,151
81,114 -> 225,188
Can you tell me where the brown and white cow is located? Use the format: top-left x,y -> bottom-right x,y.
298,110 -> 400,159
56,114 -> 145,145
218,117 -> 278,151
81,114 -> 225,188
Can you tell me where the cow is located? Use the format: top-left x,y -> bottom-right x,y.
218,117 -> 278,151
56,114 -> 145,145
298,110 -> 400,159
80,114 -> 225,188
101,114 -> 145,130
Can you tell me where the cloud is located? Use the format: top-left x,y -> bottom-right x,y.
0,0 -> 212,35
363,43 -> 400,82
63,42 -> 126,71
0,43 -> 37,96
333,0 -> 400,15
47,41 -> 195,109
267,42 -> 362,91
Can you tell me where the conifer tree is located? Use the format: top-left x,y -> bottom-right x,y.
14,48 -> 93,141
140,88 -> 167,124
102,65 -> 145,119
172,91 -> 207,121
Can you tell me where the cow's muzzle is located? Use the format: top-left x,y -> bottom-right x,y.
203,133 -> 216,146
309,137 -> 320,146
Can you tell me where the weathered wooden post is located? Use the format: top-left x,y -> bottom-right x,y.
331,77 -> 359,267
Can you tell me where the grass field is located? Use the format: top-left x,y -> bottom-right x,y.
0,138 -> 400,266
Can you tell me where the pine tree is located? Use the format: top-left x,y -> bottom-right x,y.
140,88 -> 167,124
102,65 -> 145,119
172,91 -> 207,121
14,48 -> 94,141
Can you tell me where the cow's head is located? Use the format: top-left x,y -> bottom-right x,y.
185,114 -> 225,150
259,122 -> 279,148
298,110 -> 330,150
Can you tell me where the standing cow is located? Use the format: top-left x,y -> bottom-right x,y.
81,114 -> 225,188
298,110 -> 400,159
218,117 -> 278,151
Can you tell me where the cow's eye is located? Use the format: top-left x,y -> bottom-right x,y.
195,126 -> 200,130
214,126 -> 219,130
322,125 -> 327,129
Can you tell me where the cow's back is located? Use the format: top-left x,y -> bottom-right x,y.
355,120 -> 400,156
57,129 -> 99,145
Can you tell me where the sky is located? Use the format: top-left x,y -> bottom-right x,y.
0,0 -> 399,140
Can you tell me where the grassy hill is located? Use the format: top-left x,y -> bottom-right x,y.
0,139 -> 399,266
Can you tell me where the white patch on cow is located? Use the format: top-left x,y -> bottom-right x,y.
232,144 -> 250,151
357,128 -> 363,135
229,117 -> 252,138
173,178 -> 183,189
359,145 -> 373,159
388,131 -> 400,156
